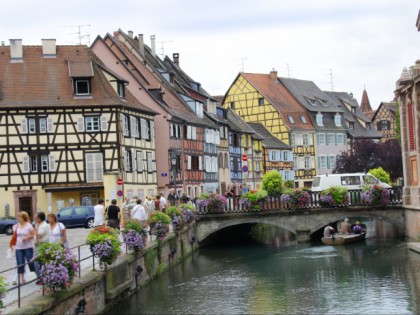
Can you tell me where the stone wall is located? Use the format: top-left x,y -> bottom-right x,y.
7,225 -> 198,315
405,208 -> 420,240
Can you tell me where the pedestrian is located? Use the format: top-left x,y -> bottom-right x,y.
154,195 -> 163,211
144,195 -> 155,214
47,213 -> 68,248
131,198 -> 148,227
34,211 -> 49,281
93,198 -> 105,227
167,189 -> 178,206
159,191 -> 167,212
106,199 -> 121,229
180,193 -> 190,204
14,211 -> 36,284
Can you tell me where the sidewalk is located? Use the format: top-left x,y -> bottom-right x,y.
408,242 -> 420,254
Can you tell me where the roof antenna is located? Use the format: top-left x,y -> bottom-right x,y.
238,57 -> 247,72
63,24 -> 91,45
157,40 -> 173,58
326,68 -> 334,91
286,63 -> 292,78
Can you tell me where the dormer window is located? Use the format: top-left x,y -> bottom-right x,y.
301,115 -> 307,124
307,98 -> 317,106
349,122 -> 354,130
316,113 -> 323,126
366,122 -> 371,130
74,78 -> 91,95
319,99 -> 328,106
351,107 -> 356,114
288,115 -> 295,124
196,102 -> 204,118
117,81 -> 125,99
334,114 -> 341,126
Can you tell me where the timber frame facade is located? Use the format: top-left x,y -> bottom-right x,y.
371,102 -> 398,142
0,41 -> 157,218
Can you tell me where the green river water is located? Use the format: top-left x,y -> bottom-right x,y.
107,224 -> 420,314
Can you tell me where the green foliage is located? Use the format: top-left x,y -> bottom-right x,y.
284,180 -> 294,189
35,242 -> 65,265
144,249 -> 156,275
157,240 -> 163,262
86,226 -> 121,268
166,207 -> 182,217
178,204 -> 196,212
241,191 -> 258,203
0,276 -> 8,307
369,167 -> 391,184
148,211 -> 171,225
157,262 -> 165,274
321,186 -> 349,205
255,189 -> 268,201
262,170 -> 283,196
199,193 -> 210,199
123,219 -> 144,233
395,101 -> 401,145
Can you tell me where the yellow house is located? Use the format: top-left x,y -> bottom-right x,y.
223,71 -> 316,188
0,40 -> 157,219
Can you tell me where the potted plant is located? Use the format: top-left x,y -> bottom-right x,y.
166,206 -> 186,232
148,211 -> 171,240
86,226 -> 121,269
361,184 -> 390,206
123,219 -> 145,255
0,276 -> 7,308
281,188 -> 311,210
320,186 -> 349,207
178,204 -> 196,224
35,242 -> 79,293
196,193 -> 227,213
239,190 -> 267,211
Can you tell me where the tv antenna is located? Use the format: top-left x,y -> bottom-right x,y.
326,68 -> 335,91
238,57 -> 247,72
63,24 -> 91,45
286,63 -> 292,78
157,40 -> 173,58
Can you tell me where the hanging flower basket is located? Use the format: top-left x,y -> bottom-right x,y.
86,226 -> 121,269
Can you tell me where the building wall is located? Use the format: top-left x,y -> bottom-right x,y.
373,105 -> 397,142
315,132 -> 347,175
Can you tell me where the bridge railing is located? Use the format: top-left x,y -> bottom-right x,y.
196,187 -> 403,215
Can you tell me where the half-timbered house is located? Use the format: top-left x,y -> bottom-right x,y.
0,40 -> 157,218
371,102 -> 398,142
223,71 -> 316,188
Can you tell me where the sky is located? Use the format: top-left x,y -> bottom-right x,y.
1,0 -> 419,109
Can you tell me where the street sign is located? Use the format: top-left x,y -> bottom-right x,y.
161,172 -> 168,177
242,165 -> 248,172
116,190 -> 124,197
117,178 -> 123,185
242,154 -> 248,162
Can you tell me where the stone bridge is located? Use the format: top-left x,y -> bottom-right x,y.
194,206 -> 405,244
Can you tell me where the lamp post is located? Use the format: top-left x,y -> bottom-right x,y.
170,152 -> 178,195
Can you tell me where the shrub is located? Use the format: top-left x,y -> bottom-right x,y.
86,226 -> 121,268
284,180 -> 294,189
262,170 -> 283,196
361,184 -> 390,206
123,219 -> 144,234
166,207 -> 185,231
368,167 -> 391,184
255,190 -> 268,201
148,211 -> 171,225
166,207 -> 182,217
0,276 -> 8,307
281,188 -> 311,209
320,186 -> 349,207
148,211 -> 171,240
35,243 -> 79,292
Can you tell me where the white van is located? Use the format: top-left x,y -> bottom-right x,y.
311,173 -> 392,192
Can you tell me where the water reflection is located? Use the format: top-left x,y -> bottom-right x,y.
107,240 -> 420,315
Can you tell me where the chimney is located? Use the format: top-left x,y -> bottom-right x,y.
128,30 -> 133,38
173,53 -> 179,66
269,68 -> 278,80
113,31 -> 119,43
9,39 -> 23,62
138,34 -> 144,56
41,39 -> 56,58
150,35 -> 156,57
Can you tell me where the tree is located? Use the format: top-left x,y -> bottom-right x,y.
262,170 -> 283,196
368,167 -> 391,184
334,139 -> 402,182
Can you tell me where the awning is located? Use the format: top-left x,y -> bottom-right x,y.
45,183 -> 103,192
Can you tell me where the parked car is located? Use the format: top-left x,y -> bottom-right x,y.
57,206 -> 95,228
311,172 -> 392,192
0,216 -> 17,235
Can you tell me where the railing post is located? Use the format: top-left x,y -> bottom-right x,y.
78,246 -> 81,278
17,270 -> 20,308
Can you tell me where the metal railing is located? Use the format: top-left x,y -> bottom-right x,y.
197,187 -> 403,215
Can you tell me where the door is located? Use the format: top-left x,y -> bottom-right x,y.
19,197 -> 33,221
57,207 -> 75,227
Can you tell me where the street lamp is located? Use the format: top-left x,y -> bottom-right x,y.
170,151 -> 178,193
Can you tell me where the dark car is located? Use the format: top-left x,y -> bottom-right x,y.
0,216 -> 18,235
57,206 -> 95,228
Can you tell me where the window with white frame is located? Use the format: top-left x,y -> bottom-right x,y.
85,153 -> 103,182
336,133 -> 344,145
147,152 -> 153,172
304,156 -> 310,169
30,155 -> 37,172
40,155 -> 49,172
316,113 -> 323,126
39,118 -> 47,133
327,133 -> 335,145
283,170 -> 290,181
269,150 -> 279,161
334,114 -> 342,126
329,155 -> 336,169
124,150 -> 132,172
293,156 -> 298,168
196,102 -> 204,118
303,134 -> 309,146
122,115 -> 130,136
319,155 -> 327,168
117,81 -> 125,98
290,133 -> 295,146
255,162 -> 261,172
318,133 -> 325,145
28,118 -> 36,134
85,117 -> 100,132
74,78 -> 91,95
295,134 -> 303,146
301,115 -> 307,124
283,151 -> 290,161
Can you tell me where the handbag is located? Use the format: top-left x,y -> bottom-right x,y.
9,226 -> 17,247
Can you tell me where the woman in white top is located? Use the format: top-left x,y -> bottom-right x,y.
93,198 -> 105,227
131,198 -> 148,226
47,213 -> 67,246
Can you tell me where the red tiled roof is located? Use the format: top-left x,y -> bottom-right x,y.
240,73 -> 315,130
0,45 -> 155,114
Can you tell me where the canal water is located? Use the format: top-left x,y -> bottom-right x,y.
107,224 -> 420,314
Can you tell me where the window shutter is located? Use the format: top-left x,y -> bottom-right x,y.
147,152 -> 153,172
130,117 -> 136,137
77,117 -> 85,132
48,155 -> 56,172
124,151 -> 128,171
204,129 -> 209,143
215,130 -> 220,145
131,148 -> 136,171
326,156 -> 331,169
170,124 -> 174,137
47,118 -> 54,133
335,133 -> 338,145
140,118 -> 147,139
212,156 -> 217,172
199,156 -> 203,170
187,156 -> 192,170
317,157 -> 321,169
20,118 -> 28,134
150,121 -> 154,140
100,116 -> 108,132
192,127 -> 197,140
22,156 -> 30,173
137,151 -> 143,172
187,126 -> 192,139
310,156 -> 315,169
308,134 -> 313,145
